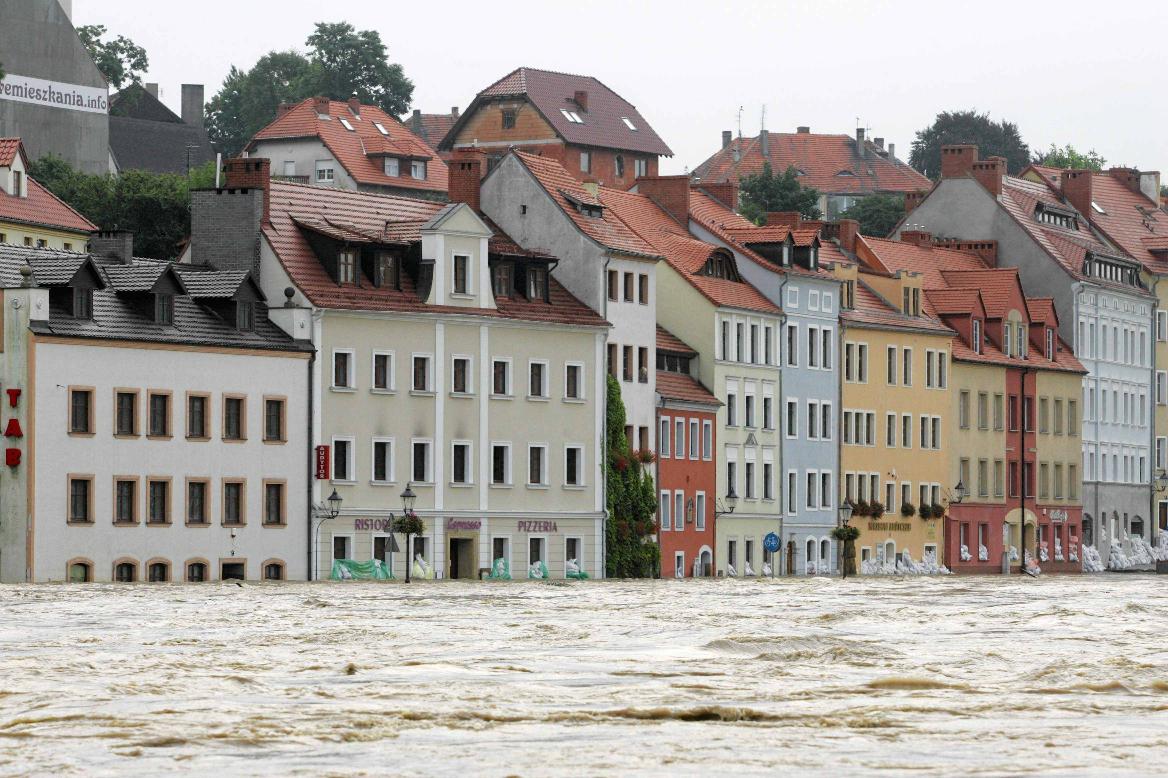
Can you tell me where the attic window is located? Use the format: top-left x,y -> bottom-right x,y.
410,160 -> 427,180
559,109 -> 583,124
527,266 -> 548,301
72,287 -> 93,319
621,117 -> 637,131
339,118 -> 355,131
236,300 -> 255,332
338,250 -> 358,284
1035,204 -> 1078,230
1091,201 -> 1106,214
155,294 -> 174,325
836,169 -> 856,177
502,109 -> 516,129
374,122 -> 389,136
702,252 -> 738,281
375,251 -> 397,289
384,157 -> 400,177
972,318 -> 982,354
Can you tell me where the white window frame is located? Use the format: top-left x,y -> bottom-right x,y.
695,491 -> 707,531
371,350 -> 396,393
659,416 -> 671,458
370,436 -> 395,484
451,440 -> 474,486
332,348 -> 356,390
491,357 -> 513,398
688,419 -> 699,459
410,352 -> 434,393
450,354 -> 474,395
331,435 -> 356,483
315,159 -> 335,182
660,490 -> 672,532
702,420 -> 713,460
675,417 -> 686,458
451,253 -> 472,295
526,443 -> 548,487
564,445 -> 585,488
787,470 -> 798,515
564,362 -> 585,401
410,438 -> 434,484
490,441 -> 513,486
527,359 -> 550,399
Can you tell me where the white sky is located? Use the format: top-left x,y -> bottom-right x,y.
75,0 -> 1168,177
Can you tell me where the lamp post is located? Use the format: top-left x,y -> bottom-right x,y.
311,488 -> 343,581
398,482 -> 418,583
951,480 -> 967,504
838,500 -> 855,579
714,491 -> 738,518
1154,471 -> 1168,547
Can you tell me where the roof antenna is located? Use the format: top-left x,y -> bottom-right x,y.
761,104 -> 766,134
736,106 -> 744,138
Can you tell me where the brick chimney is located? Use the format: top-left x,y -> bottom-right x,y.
856,128 -> 866,159
888,142 -> 896,160
637,176 -> 691,227
1061,169 -> 1094,217
699,181 -> 739,212
1107,167 -> 1141,195
573,90 -> 588,111
722,130 -> 732,149
88,230 -> 134,264
760,129 -> 770,158
971,156 -> 1005,197
796,126 -> 810,134
934,238 -> 998,266
766,212 -> 802,228
448,155 -> 483,212
181,84 -> 204,128
410,108 -> 422,132
276,102 -> 294,119
835,219 -> 859,254
347,95 -> 361,116
904,190 -> 927,214
451,106 -> 459,118
313,96 -> 330,118
873,137 -> 884,150
222,157 -> 271,224
940,145 -> 978,179
900,230 -> 933,247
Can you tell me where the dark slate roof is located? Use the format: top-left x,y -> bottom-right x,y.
0,245 -> 309,353
109,84 -> 183,123
173,266 -> 254,299
109,116 -> 216,175
22,254 -> 91,286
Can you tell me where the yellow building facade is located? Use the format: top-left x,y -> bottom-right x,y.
0,138 -> 95,251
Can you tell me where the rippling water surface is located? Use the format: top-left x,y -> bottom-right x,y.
2,576 -> 1168,776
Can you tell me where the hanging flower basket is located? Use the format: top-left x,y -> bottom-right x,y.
869,500 -> 885,518
831,525 -> 860,542
900,502 -> 916,518
918,504 -> 934,520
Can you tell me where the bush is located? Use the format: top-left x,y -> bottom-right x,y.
900,502 -> 916,518
918,503 -> 934,520
869,500 -> 885,518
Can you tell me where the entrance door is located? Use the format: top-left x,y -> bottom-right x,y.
449,538 -> 475,579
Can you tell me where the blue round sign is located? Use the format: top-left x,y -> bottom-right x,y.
763,532 -> 780,553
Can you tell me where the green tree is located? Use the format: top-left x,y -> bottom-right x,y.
841,194 -> 904,238
29,155 -> 217,260
205,22 -> 414,156
909,110 -> 1030,179
738,163 -> 822,225
604,376 -> 659,578
1036,143 -> 1106,171
76,24 -> 148,89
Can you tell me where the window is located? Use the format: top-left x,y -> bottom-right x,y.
147,478 -> 170,524
560,108 -> 583,123
702,420 -> 712,459
445,356 -> 469,395
806,471 -> 818,509
607,270 -> 618,301
264,562 -> 285,581
384,157 -> 400,177
69,387 -> 93,434
726,455 -> 737,499
72,287 -> 92,319
580,151 -> 591,173
565,364 -> 583,400
236,301 -> 255,332
333,350 -> 353,389
623,272 -> 634,302
726,387 -> 737,426
529,361 -> 548,398
634,158 -> 648,177
502,109 -> 516,129
977,392 -> 989,430
186,480 -> 208,524
785,324 -> 798,366
373,439 -> 394,483
808,327 -> 820,368
184,561 -> 206,582
659,417 -> 671,458
886,412 -> 897,447
528,445 -> 546,486
902,349 -> 912,387
412,440 -> 432,482
763,459 -> 774,500
155,294 -> 174,325
638,274 -> 649,304
410,160 -> 427,180
413,355 -> 432,392
373,352 -> 395,391
676,418 -> 686,457
492,263 -> 512,298
338,250 -> 357,284
148,391 -> 171,437
901,414 -> 912,449
615,155 -> 625,177
263,481 -> 285,526
763,394 -> 774,430
68,475 -> 93,523
113,478 -> 137,524
786,400 -> 797,438
660,491 -> 671,531
333,438 -> 353,481
689,420 -> 699,459
787,471 -> 798,514
222,481 -> 244,526
186,393 -> 208,439
492,359 -> 511,395
492,443 -> 511,485
638,348 -> 649,382
886,346 -> 897,385
972,319 -> 982,354
222,395 -> 246,441
807,401 -> 820,439
993,460 -> 1004,497
695,492 -> 707,530
526,266 -> 547,300
263,398 -> 285,443
993,393 -> 1004,430
821,472 -> 832,510
114,561 -> 137,582
959,391 -> 970,429
452,254 -> 469,294
565,446 -> 583,486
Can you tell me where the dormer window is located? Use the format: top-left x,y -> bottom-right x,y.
492,263 -> 512,298
410,160 -> 427,180
782,243 -> 791,266
972,319 -> 982,354
374,251 -> 397,289
452,254 -> 469,294
384,157 -> 400,177
1004,322 -> 1012,357
72,287 -> 93,319
527,266 -> 547,301
809,245 -> 819,269
901,287 -> 920,316
1035,204 -> 1078,230
236,300 -> 255,331
702,252 -> 739,281
12,170 -> 23,197
338,250 -> 357,285
1018,322 -> 1027,358
1045,328 -> 1054,360
836,169 -> 856,177
155,294 -> 174,325
842,280 -> 855,310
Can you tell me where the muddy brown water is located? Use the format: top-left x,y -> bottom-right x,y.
1,576 -> 1166,776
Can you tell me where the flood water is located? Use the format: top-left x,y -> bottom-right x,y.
2,576 -> 1167,776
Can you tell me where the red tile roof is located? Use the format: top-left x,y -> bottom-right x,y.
250,99 -> 448,193
656,370 -> 720,407
510,151 -> 659,258
1078,172 -> 1168,274
599,187 -> 779,314
0,138 -> 25,167
263,180 -> 605,328
859,236 -> 988,292
405,111 -> 459,152
0,178 -> 97,235
938,268 -> 1023,319
657,324 -> 697,355
692,132 -> 931,195
843,278 -> 952,335
443,67 -> 672,156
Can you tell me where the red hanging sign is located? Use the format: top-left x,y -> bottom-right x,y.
315,444 -> 330,480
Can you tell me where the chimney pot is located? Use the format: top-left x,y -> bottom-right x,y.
722,130 -> 732,149
180,84 -> 204,128
347,95 -> 361,116
222,157 -> 272,224
88,230 -> 134,264
900,229 -> 933,247
856,128 -> 866,158
940,145 -> 979,179
573,90 -> 588,111
796,126 -> 810,134
888,142 -> 896,160
451,106 -> 459,117
760,129 -> 769,158
448,151 -> 485,212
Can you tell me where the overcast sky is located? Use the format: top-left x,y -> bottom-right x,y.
75,0 -> 1167,177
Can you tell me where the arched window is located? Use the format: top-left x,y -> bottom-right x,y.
186,561 -> 208,582
820,538 -> 831,570
263,562 -> 285,581
1082,514 -> 1093,547
68,561 -> 92,583
147,561 -> 170,582
805,538 -> 817,573
884,541 -> 896,565
1131,516 -> 1144,539
114,561 -> 138,582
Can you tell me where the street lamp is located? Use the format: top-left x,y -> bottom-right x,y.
951,480 -> 968,505
311,489 -> 343,581
399,482 -> 418,583
839,499 -> 854,526
714,490 -> 738,518
837,501 -> 857,579
1155,470 -> 1168,493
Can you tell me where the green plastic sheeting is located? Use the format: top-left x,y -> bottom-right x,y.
566,560 -> 590,579
330,559 -> 392,580
528,560 -> 549,579
488,557 -> 511,580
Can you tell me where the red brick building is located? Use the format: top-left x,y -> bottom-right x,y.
439,67 -> 672,189
655,327 -> 719,577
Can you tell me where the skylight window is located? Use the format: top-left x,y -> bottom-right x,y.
836,169 -> 856,177
560,109 -> 583,124
1091,201 -> 1106,214
339,118 -> 354,131
374,122 -> 389,136
621,117 -> 637,131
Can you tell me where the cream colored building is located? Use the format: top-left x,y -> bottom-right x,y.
216,161 -> 609,580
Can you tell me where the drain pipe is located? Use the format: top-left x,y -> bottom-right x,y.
1020,366 -> 1031,574
306,347 -> 315,580
601,254 -> 611,579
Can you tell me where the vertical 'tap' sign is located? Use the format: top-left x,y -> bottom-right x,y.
5,388 -> 22,468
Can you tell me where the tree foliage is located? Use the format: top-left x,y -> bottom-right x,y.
738,163 -> 821,224
392,514 -> 425,538
76,24 -> 148,89
1036,143 -> 1106,171
841,194 -> 904,238
205,22 -> 414,156
909,110 -> 1030,179
28,155 -> 216,260
604,376 -> 659,578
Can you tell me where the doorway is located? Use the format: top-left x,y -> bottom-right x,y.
449,537 -> 476,579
